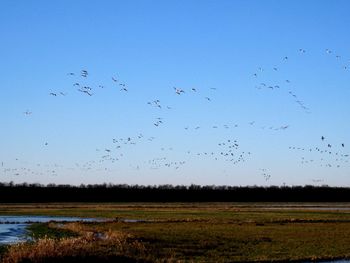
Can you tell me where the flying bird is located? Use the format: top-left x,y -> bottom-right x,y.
174,87 -> 185,95
78,89 -> 92,96
81,70 -> 88,77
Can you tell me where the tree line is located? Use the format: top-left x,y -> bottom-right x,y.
0,182 -> 349,202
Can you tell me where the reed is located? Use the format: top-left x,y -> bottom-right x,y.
1,230 -> 146,263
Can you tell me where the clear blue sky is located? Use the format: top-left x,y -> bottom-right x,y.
1,0 -> 349,186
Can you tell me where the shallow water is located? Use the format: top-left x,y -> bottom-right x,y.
0,224 -> 28,244
0,215 -> 99,224
0,216 -> 100,245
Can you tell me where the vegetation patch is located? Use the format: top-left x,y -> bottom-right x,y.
27,223 -> 79,240
2,203 -> 350,262
2,228 -> 147,263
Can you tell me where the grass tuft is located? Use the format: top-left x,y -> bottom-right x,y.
1,230 -> 147,263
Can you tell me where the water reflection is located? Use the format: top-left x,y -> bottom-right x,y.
0,224 -> 27,244
0,216 -> 100,245
0,216 -> 98,224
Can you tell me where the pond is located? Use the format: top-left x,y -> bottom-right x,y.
0,216 -> 100,245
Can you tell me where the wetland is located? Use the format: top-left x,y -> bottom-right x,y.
1,203 -> 350,262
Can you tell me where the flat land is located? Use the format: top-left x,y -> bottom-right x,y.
1,203 -> 350,262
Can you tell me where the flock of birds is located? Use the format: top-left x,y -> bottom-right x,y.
289,136 -> 348,169
2,48 -> 349,184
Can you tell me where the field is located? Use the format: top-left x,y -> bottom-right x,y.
1,203 -> 350,262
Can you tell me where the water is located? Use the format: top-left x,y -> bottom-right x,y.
0,216 -> 100,245
0,224 -> 28,244
1,216 -> 349,262
0,216 -> 99,224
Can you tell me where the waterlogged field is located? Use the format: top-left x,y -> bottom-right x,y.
1,203 -> 350,262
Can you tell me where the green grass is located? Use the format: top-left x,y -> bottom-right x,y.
27,223 -> 79,240
0,246 -> 8,261
1,203 -> 350,262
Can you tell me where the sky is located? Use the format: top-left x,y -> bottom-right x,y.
0,0 -> 349,186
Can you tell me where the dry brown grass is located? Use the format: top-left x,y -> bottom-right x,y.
1,229 -> 146,263
3,203 -> 350,262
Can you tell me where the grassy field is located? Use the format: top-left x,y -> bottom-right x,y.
1,203 -> 350,262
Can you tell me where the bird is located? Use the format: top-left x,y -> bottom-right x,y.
78,89 -> 92,96
81,70 -> 88,77
321,136 -> 325,141
49,93 -> 57,96
205,97 -> 211,101
174,87 -> 185,95
342,143 -> 345,147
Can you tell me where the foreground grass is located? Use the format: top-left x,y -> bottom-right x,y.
1,203 -> 350,262
2,228 -> 147,263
